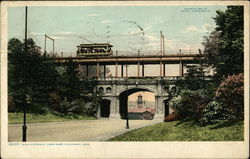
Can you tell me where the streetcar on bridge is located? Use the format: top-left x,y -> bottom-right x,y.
76,43 -> 113,57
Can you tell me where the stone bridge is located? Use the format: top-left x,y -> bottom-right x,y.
96,77 -> 178,120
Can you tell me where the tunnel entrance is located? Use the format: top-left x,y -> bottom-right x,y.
164,99 -> 169,117
119,88 -> 155,120
100,99 -> 110,118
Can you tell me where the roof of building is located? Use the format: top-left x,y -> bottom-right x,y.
79,43 -> 113,47
128,107 -> 155,114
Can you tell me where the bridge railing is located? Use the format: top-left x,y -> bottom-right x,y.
51,49 -> 202,57
97,76 -> 182,85
97,76 -> 213,85
113,49 -> 201,56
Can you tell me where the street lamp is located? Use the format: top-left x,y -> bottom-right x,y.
126,113 -> 130,129
125,79 -> 129,129
22,6 -> 28,142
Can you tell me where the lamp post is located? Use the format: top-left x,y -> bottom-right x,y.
125,79 -> 129,129
126,114 -> 130,129
22,6 -> 28,142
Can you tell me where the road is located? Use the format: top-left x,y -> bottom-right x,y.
8,119 -> 161,142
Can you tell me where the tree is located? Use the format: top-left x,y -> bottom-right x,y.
176,65 -> 205,91
203,6 -> 244,79
8,38 -> 25,112
8,38 -> 44,112
8,38 -> 59,113
59,60 -> 82,101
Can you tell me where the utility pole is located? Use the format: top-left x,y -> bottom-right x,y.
22,6 -> 28,142
44,34 -> 55,54
160,31 -> 165,55
160,31 -> 162,55
162,34 -> 165,54
44,35 -> 46,53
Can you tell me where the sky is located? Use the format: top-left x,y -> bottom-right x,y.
7,5 -> 226,101
8,6 -> 227,57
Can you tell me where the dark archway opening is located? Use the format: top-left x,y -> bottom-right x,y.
101,99 -> 110,118
119,88 -> 154,119
164,99 -> 169,117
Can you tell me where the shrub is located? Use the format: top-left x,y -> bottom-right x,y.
170,89 -> 210,120
8,96 -> 16,112
216,73 -> 244,119
48,92 -> 61,112
59,97 -> 87,115
169,95 -> 182,112
200,101 -> 225,125
164,113 -> 179,122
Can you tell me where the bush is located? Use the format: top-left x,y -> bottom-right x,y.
48,92 -> 61,112
169,95 -> 182,112
170,89 -> 210,120
59,98 -> 87,115
164,113 -> 179,122
8,96 -> 16,112
200,101 -> 225,125
216,73 -> 244,119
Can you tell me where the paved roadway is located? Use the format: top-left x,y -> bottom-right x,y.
8,119 -> 161,142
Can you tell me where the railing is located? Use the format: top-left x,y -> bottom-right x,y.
49,49 -> 202,58
113,49 -> 201,56
97,76 -> 213,85
97,76 -> 181,85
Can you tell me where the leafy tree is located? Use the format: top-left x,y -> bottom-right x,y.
8,38 -> 100,117
203,6 -> 244,79
59,60 -> 82,101
8,38 -> 25,112
31,54 -> 60,112
176,65 -> 205,91
8,38 -> 60,113
8,38 -> 45,112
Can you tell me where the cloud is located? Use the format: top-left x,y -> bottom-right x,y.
121,30 -> 143,35
29,32 -> 76,37
151,16 -> 164,23
184,26 -> 202,33
143,24 -> 152,32
49,36 -> 68,40
144,34 -> 159,41
55,31 -> 75,35
29,32 -> 44,36
87,13 -> 98,17
203,23 -> 214,32
183,23 -> 215,34
101,20 -> 113,24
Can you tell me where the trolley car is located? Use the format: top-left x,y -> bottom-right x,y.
76,43 -> 113,57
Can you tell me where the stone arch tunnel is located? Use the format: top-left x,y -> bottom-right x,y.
119,88 -> 154,119
97,78 -> 176,120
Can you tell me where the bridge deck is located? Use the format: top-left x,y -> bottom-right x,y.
52,54 -> 204,65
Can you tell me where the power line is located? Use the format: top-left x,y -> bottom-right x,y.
78,35 -> 95,44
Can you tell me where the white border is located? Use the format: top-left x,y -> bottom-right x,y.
1,1 -> 249,158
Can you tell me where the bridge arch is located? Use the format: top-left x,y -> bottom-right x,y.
97,78 -> 175,120
117,85 -> 156,96
119,87 -> 155,119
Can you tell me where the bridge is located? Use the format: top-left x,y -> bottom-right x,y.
52,53 -> 204,120
52,53 -> 204,78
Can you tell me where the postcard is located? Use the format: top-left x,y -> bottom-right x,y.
1,1 -> 249,158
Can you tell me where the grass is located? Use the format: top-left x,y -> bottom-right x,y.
108,120 -> 244,141
8,112 -> 96,124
